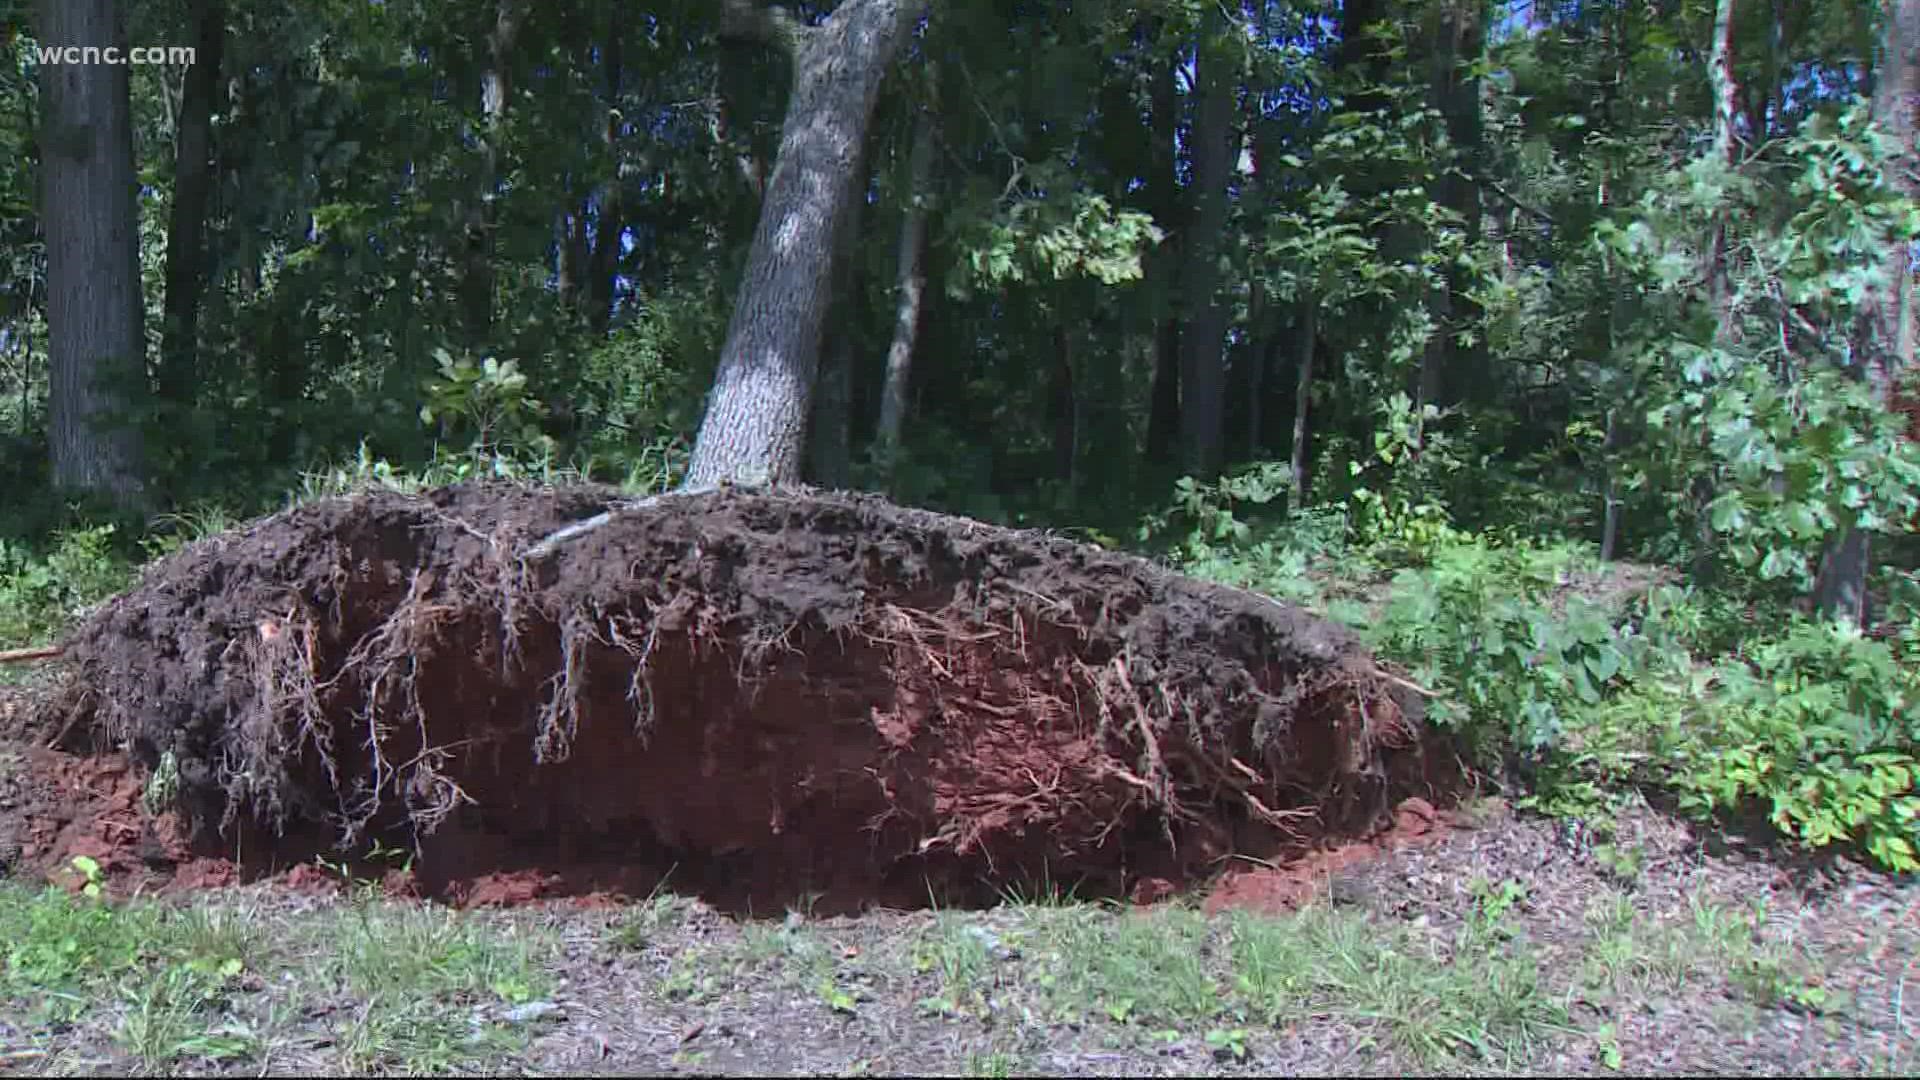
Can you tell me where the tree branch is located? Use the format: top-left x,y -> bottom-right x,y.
0,645 -> 62,664
1482,177 -> 1554,226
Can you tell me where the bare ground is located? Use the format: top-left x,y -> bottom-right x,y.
0,756 -> 1912,1076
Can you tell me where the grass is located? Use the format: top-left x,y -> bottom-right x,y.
1231,903 -> 1567,1069
0,881 -> 557,1074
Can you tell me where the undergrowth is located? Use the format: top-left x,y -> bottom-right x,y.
1146,459 -> 1920,873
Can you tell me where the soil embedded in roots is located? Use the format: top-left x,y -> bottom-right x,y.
30,482 -> 1453,913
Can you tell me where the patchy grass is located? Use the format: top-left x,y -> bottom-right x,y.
1230,901 -> 1567,1070
0,882 -> 557,1075
0,800 -> 1911,1077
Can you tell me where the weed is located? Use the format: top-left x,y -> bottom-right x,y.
962,1049 -> 1019,1077
912,914 -> 993,1017
1230,905 -> 1567,1069
1029,905 -> 1220,1029
607,889 -> 687,953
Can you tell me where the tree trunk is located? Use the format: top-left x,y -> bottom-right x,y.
1290,300 -> 1318,500
1704,0 -> 1740,338
1178,9 -> 1235,479
1144,42 -> 1182,464
39,0 -> 148,510
1692,0 -> 1741,587
807,154 -> 869,491
463,0 -> 519,347
1422,0 -> 1489,410
874,101 -> 937,459
1246,279 -> 1268,459
585,9 -> 624,335
808,334 -> 855,488
683,0 -> 929,490
1050,324 -> 1076,486
1600,408 -> 1621,562
157,0 -> 224,412
1813,0 -> 1920,624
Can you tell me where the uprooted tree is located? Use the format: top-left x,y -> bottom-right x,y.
40,483 -> 1444,910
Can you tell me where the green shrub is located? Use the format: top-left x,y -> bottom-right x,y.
0,524 -> 135,647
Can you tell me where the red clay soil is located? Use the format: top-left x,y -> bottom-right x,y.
1204,796 -> 1453,915
17,483 -> 1457,914
1,742 -> 1459,917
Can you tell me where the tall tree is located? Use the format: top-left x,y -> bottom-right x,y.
1178,8 -> 1237,479
157,0 -> 224,414
1143,33 -> 1182,464
38,0 -> 148,510
682,0 -> 930,489
1421,0 -> 1489,409
463,0 -> 520,346
1813,0 -> 1920,624
874,85 -> 938,464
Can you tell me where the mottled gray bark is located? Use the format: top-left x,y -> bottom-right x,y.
1691,0 -> 1741,588
39,0 -> 148,510
464,0 -> 519,345
874,103 -> 937,456
684,0 -> 929,489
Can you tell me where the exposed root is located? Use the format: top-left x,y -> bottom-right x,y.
39,482 -> 1445,912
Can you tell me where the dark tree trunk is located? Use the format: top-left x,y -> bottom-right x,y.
1337,0 -> 1393,115
157,0 -> 224,412
808,334 -> 854,488
1246,279 -> 1268,459
1178,11 -> 1235,479
874,102 -> 937,458
1422,0 -> 1489,410
463,0 -> 519,347
807,154 -> 869,491
684,0 -> 929,489
39,0 -> 148,510
1144,41 -> 1182,464
1814,0 -> 1920,624
585,9 -> 624,335
1050,324 -> 1076,485
1290,300 -> 1318,500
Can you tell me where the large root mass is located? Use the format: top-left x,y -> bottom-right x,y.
42,484 -> 1443,910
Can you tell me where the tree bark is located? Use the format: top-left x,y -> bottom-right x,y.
1290,300 -> 1319,500
1691,0 -> 1741,588
1813,0 -> 1920,624
1144,40 -> 1182,464
807,156 -> 869,491
874,100 -> 937,458
1705,0 -> 1741,339
157,0 -> 224,412
1050,323 -> 1077,486
463,0 -> 519,347
1421,0 -> 1489,410
1178,8 -> 1235,479
39,0 -> 148,510
585,8 -> 625,335
683,0 -> 929,489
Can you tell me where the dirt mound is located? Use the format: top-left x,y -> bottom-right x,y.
35,482 -> 1449,912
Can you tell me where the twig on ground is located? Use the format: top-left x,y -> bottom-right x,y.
0,645 -> 62,664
